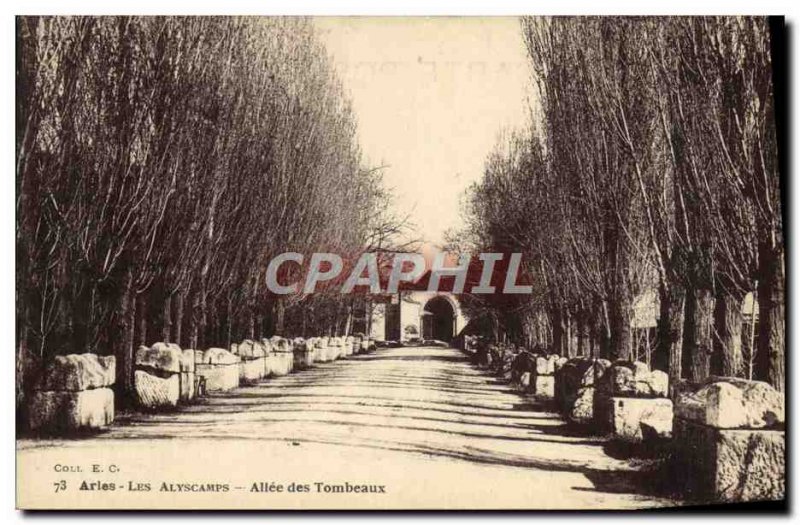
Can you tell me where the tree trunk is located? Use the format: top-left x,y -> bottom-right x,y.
247,296 -> 256,340
712,289 -> 743,377
114,269 -> 135,407
71,284 -> 92,353
344,301 -> 353,337
755,243 -> 785,392
657,283 -> 685,383
576,308 -> 589,357
598,300 -> 612,359
366,299 -> 373,339
684,286 -> 714,383
16,300 -> 31,414
550,305 -> 564,356
135,292 -> 147,348
198,290 -> 207,349
273,299 -> 285,336
173,289 -> 184,348
566,310 -> 577,358
188,288 -> 199,350
225,296 -> 232,348
161,293 -> 172,343
609,292 -> 632,361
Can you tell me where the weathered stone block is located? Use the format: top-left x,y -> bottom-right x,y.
633,369 -> 669,398
555,358 -> 594,413
568,386 -> 595,424
231,340 -> 267,384
520,371 -> 531,389
675,379 -> 785,429
29,388 -> 114,432
314,338 -> 333,362
37,353 -> 116,391
231,339 -> 267,360
239,357 -> 266,384
329,338 -> 343,360
269,350 -> 294,376
534,374 -> 554,399
195,363 -> 239,392
602,396 -> 673,442
293,340 -> 314,369
136,343 -> 182,373
134,370 -> 180,408
352,335 -> 364,354
673,417 -> 785,502
195,348 -> 240,391
607,365 -> 636,396
535,356 -> 554,375
199,347 -> 240,366
599,361 -> 667,397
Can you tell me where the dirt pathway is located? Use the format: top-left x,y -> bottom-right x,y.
17,346 -> 678,509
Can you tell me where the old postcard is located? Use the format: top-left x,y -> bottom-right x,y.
15,15 -> 786,510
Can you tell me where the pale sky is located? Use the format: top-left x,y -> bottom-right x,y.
315,17 -> 534,247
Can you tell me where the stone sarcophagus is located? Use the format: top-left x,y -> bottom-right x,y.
29,353 -> 116,432
554,358 -> 611,425
195,348 -> 240,392
292,338 -> 314,369
594,361 -> 672,442
231,339 -> 268,385
328,337 -> 344,360
344,336 -> 355,356
352,334 -> 364,354
509,351 -> 538,392
672,377 -> 785,503
134,342 -> 183,408
530,354 -> 564,400
267,337 -> 294,376
314,337 -> 332,363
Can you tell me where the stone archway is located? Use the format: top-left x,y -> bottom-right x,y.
372,291 -> 467,343
422,295 -> 456,341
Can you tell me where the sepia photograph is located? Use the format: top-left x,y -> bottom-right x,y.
13,10 -> 787,511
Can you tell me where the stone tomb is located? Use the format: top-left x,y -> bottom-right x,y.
595,361 -> 672,442
231,339 -> 268,385
508,351 -> 538,393
29,353 -> 116,432
328,337 -> 344,360
531,354 -> 564,399
554,358 -> 611,425
195,348 -> 240,391
314,337 -> 332,363
672,377 -> 785,503
344,336 -> 355,356
352,334 -> 364,355
293,338 -> 315,369
268,337 -> 295,376
134,343 -> 183,408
